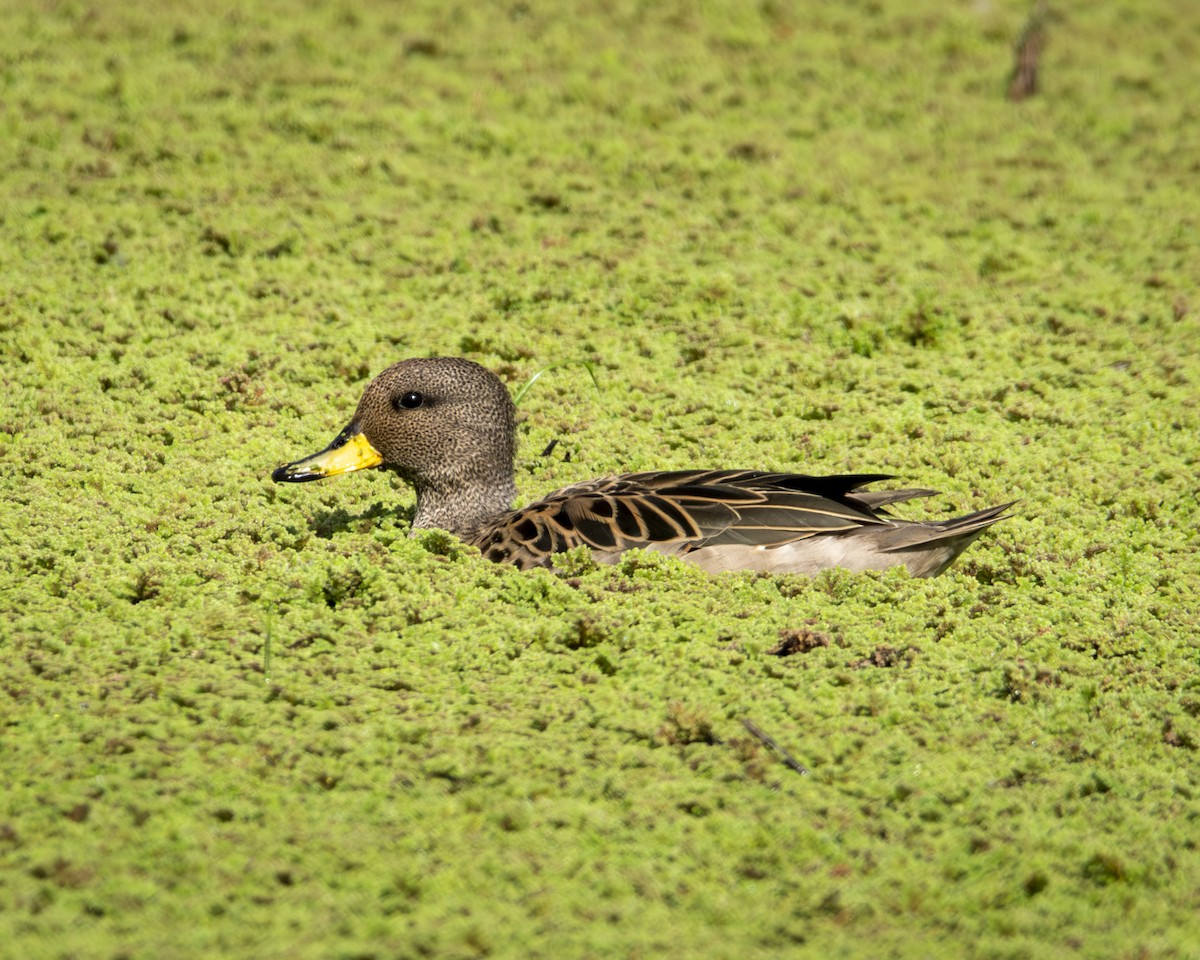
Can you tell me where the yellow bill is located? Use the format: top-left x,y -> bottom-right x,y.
272,422 -> 383,482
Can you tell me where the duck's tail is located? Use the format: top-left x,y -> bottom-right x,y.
880,500 -> 1017,576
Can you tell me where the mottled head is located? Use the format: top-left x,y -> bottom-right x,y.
273,357 -> 518,534
353,357 -> 516,484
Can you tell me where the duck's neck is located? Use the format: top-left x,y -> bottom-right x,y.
410,473 -> 517,540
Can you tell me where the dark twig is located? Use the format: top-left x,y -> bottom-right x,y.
1008,0 -> 1048,101
742,718 -> 809,776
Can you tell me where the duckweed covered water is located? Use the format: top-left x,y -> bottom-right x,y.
2,1 -> 1198,957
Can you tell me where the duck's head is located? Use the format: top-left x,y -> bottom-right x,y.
272,357 -> 518,533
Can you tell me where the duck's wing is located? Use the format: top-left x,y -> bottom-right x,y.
847,486 -> 939,512
473,470 -> 904,568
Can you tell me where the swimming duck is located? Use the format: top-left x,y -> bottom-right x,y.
272,357 -> 1012,576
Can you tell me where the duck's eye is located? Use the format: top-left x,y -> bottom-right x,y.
397,391 -> 424,410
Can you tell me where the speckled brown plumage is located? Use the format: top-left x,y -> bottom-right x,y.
349,357 -> 518,535
273,357 -> 1013,576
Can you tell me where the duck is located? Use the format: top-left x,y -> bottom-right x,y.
272,357 -> 1013,576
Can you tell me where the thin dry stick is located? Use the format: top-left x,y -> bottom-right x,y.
1008,0 -> 1048,102
262,609 -> 273,682
742,718 -> 809,776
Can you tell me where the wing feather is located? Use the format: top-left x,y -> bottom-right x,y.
474,470 -> 917,568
